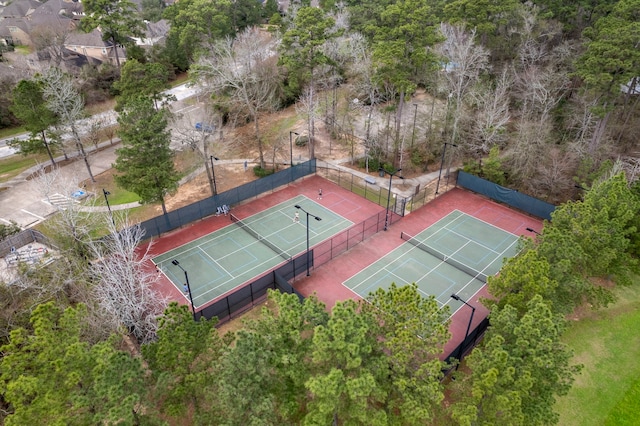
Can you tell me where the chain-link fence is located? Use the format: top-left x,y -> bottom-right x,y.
316,162 -> 447,217
200,253 -> 308,325
139,160 -> 317,239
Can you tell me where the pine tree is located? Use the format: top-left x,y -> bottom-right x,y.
114,95 -> 180,214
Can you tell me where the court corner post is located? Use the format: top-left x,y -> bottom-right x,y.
450,293 -> 475,370
379,168 -> 403,231
295,205 -> 322,276
172,259 -> 197,321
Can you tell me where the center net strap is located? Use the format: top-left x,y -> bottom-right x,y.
400,232 -> 488,283
230,213 -> 291,261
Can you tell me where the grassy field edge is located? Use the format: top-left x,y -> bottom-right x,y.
555,282 -> 640,426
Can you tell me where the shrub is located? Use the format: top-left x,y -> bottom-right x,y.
253,166 -> 274,177
295,135 -> 309,147
0,221 -> 21,241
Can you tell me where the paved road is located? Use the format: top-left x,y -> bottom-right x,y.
0,83 -> 199,160
0,142 -> 122,228
0,81 -> 444,229
0,83 -> 202,228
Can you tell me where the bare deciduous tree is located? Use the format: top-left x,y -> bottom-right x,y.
344,32 -> 383,169
41,68 -> 95,182
619,156 -> 640,184
193,27 -> 281,169
88,219 -> 167,344
33,164 -> 100,259
505,119 -> 550,186
170,103 -> 221,195
31,22 -> 73,67
296,85 -> 320,161
468,68 -> 511,156
532,147 -> 577,201
437,23 -> 490,147
514,65 -> 568,123
85,116 -> 105,150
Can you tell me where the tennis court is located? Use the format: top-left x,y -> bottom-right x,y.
153,195 -> 353,308
343,210 -> 521,308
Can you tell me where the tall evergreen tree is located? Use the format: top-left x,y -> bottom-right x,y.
364,283 -> 450,422
112,59 -> 174,111
372,0 -> 441,165
163,0 -> 236,62
80,0 -> 145,68
0,303 -> 152,425
280,6 -> 338,159
574,0 -> 640,154
9,79 -> 59,165
450,296 -> 580,426
142,303 -> 227,422
114,95 -> 179,214
539,172 -> 639,311
215,291 -> 329,424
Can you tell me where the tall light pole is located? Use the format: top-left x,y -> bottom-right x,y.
289,131 -> 299,167
209,156 -> 219,195
435,142 -> 457,195
450,293 -> 476,369
379,168 -> 404,231
172,259 -> 197,321
102,188 -> 115,226
410,103 -> 418,150
294,204 -> 322,276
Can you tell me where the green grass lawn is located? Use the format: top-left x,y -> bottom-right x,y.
0,154 -> 46,183
555,282 -> 640,426
91,186 -> 140,206
0,125 -> 27,139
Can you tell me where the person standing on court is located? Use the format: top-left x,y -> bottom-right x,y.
293,211 -> 300,223
318,188 -> 323,200
183,283 -> 189,294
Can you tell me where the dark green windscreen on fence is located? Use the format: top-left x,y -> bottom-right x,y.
140,160 -> 316,238
457,171 -> 555,220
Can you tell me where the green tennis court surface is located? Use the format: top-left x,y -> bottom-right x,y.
154,195 -> 353,308
344,210 -> 521,307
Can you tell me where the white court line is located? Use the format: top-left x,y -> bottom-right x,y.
198,246 -> 232,278
0,217 -> 14,225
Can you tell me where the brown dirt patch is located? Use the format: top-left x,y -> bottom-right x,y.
160,163 -> 259,214
154,105 -> 355,215
216,300 -> 268,336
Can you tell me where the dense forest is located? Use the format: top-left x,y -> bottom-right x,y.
1,0 -> 640,424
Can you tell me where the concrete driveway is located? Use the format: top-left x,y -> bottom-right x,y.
0,83 -> 202,229
0,142 -> 119,228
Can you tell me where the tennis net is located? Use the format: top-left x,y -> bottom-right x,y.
230,213 -> 291,261
400,232 -> 488,283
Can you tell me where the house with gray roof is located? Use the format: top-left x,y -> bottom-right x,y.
0,0 -> 167,67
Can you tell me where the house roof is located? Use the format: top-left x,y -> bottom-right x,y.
0,0 -> 42,19
32,0 -> 83,19
0,17 -> 29,37
66,28 -> 109,48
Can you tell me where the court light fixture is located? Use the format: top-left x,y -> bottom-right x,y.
378,168 -> 404,231
209,156 -> 220,196
450,293 -> 476,370
102,188 -> 115,226
294,205 -> 321,276
172,259 -> 197,321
